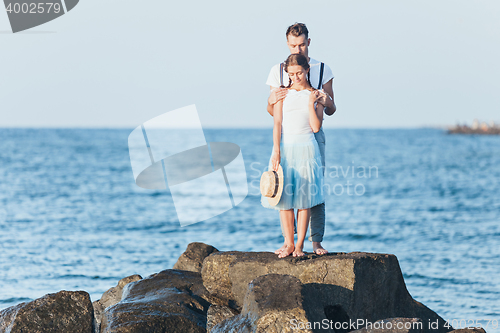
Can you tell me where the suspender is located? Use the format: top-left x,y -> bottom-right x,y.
280,61 -> 324,89
279,63 -> 284,87
318,62 -> 324,89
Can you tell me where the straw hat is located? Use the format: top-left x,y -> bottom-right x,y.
260,164 -> 284,206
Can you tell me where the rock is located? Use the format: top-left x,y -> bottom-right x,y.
174,242 -> 219,273
206,305 -> 238,332
211,274 -> 312,333
351,318 -> 423,333
96,275 -> 143,309
0,290 -> 94,333
202,251 -> 243,303
202,251 -> 451,333
100,269 -> 211,333
449,329 -> 486,333
93,274 -> 142,332
212,317 -> 252,333
211,277 -> 425,333
242,274 -> 309,332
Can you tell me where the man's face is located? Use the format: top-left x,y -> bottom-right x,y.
286,34 -> 310,58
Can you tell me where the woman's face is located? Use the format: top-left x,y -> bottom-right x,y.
287,65 -> 309,86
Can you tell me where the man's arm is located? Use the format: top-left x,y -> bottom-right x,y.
321,79 -> 336,116
267,86 -> 287,117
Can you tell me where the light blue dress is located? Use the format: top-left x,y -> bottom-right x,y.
261,89 -> 325,211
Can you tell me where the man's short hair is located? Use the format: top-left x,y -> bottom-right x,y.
286,23 -> 309,39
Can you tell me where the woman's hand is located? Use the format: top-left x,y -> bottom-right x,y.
309,90 -> 323,105
271,150 -> 280,172
316,90 -> 329,106
309,90 -> 324,133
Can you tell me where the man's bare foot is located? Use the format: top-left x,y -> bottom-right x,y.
278,244 -> 294,258
293,244 -> 305,257
275,243 -> 287,255
313,242 -> 328,255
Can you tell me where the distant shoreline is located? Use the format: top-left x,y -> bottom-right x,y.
447,126 -> 500,135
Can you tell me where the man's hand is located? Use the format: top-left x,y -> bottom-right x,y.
321,79 -> 336,116
269,88 -> 288,106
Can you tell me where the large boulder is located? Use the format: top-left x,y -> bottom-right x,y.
211,274 -> 312,333
93,274 -> 142,331
202,251 -> 451,333
173,242 -> 219,273
100,269 -> 211,333
0,290 -> 94,333
211,275 -> 425,333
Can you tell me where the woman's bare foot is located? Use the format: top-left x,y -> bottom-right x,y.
313,242 -> 328,255
275,243 -> 287,255
278,244 -> 294,258
293,243 -> 305,257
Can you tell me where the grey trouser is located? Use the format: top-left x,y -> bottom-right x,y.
279,128 -> 326,242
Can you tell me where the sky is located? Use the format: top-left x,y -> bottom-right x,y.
1,0 -> 499,128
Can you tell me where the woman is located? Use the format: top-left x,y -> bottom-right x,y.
261,53 -> 325,258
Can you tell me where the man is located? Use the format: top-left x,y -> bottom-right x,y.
266,22 -> 336,255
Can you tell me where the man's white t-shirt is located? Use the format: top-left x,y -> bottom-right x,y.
266,57 -> 334,89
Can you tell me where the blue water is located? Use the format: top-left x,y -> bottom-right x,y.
0,128 -> 499,331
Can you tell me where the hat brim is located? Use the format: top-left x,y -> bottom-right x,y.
267,164 -> 284,206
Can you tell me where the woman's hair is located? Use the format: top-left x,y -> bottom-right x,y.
282,53 -> 313,89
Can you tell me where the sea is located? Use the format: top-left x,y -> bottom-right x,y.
0,128 -> 499,332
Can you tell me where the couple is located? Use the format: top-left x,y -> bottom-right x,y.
261,23 -> 336,258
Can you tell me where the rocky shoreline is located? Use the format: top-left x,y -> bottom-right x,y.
0,242 -> 487,333
447,120 -> 500,135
